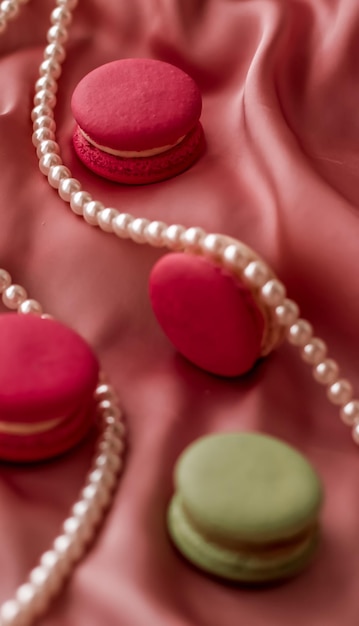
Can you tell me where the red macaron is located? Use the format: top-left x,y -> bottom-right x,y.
0,314 -> 99,462
71,58 -> 205,184
149,253 -> 281,378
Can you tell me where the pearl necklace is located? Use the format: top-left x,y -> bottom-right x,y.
29,0 -> 359,438
1,0 -> 358,621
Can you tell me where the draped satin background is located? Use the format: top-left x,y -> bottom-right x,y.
1,0 -> 359,623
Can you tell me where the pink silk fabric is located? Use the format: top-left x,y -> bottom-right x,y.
1,0 -> 359,623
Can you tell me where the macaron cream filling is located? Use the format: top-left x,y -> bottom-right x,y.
0,416 -> 63,435
79,127 -> 186,158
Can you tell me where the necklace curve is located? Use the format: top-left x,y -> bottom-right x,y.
30,0 -> 359,439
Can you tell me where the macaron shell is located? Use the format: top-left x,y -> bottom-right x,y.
168,494 -> 319,583
175,433 -> 323,545
71,58 -> 202,151
0,402 -> 96,463
0,314 -> 99,424
149,253 -> 265,377
72,122 -> 205,185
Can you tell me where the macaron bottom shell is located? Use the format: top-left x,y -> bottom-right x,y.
168,495 -> 319,584
72,123 -> 205,185
0,402 -> 96,463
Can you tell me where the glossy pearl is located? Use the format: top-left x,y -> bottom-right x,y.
58,177 -> 81,201
32,127 -> 54,147
274,298 -> 300,326
201,233 -> 227,258
43,42 -> 66,63
39,59 -> 62,80
18,299 -> 43,315
222,243 -> 251,271
50,7 -> 72,26
2,284 -> 27,308
301,338 -> 327,365
39,153 -> 62,175
83,201 -> 104,226
261,279 -> 286,307
47,24 -> 68,45
243,260 -> 270,288
340,400 -> 359,426
1,0 -> 19,19
113,213 -> 134,238
327,379 -> 353,406
163,224 -> 185,250
48,165 -> 71,189
70,191 -> 92,216
181,226 -> 206,251
98,208 -> 119,232
145,221 -> 167,247
36,140 -> 60,159
33,115 -> 56,132
128,218 -> 150,244
33,88 -> 57,109
31,104 -> 54,121
287,319 -> 313,346
313,359 -> 339,385
35,76 -> 58,94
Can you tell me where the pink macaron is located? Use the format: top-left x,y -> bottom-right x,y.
0,314 -> 99,462
71,58 -> 205,185
149,253 -> 280,377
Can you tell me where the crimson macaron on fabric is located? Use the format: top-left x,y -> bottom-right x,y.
71,58 -> 205,184
0,314 -> 99,462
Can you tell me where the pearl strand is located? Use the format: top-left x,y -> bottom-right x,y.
30,0 -> 359,444
0,268 -> 126,626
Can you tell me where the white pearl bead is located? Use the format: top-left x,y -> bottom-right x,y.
33,115 -> 56,132
163,224 -> 185,250
145,221 -> 167,247
2,284 -> 27,309
243,260 -> 270,288
35,75 -> 58,94
72,499 -> 102,525
39,59 -> 62,80
81,483 -> 108,508
36,140 -> 60,159
94,383 -> 116,401
18,299 -> 43,316
327,379 -> 353,406
43,42 -> 66,63
39,152 -> 62,175
83,201 -> 104,226
58,177 -> 81,202
48,165 -> 71,189
50,6 -> 72,26
313,358 -> 339,385
40,550 -> 64,574
261,279 -> 286,307
128,218 -> 150,244
201,233 -> 226,257
33,88 -> 57,109
274,298 -> 300,325
31,104 -> 54,122
32,127 -> 54,147
47,24 -> 68,45
98,208 -> 119,232
301,338 -> 327,365
98,435 -> 124,455
181,226 -> 206,251
62,516 -> 83,537
53,534 -> 80,563
29,566 -> 49,588
0,0 -> 19,19
113,213 -> 134,238
70,191 -> 92,215
0,599 -> 21,624
222,243 -> 251,271
287,319 -> 313,346
16,582 -> 39,611
0,268 -> 11,293
340,400 -> 359,426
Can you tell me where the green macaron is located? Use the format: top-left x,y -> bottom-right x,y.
167,432 -> 323,584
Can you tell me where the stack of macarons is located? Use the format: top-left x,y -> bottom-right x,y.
0,314 -> 99,462
71,58 -> 205,184
167,432 -> 323,584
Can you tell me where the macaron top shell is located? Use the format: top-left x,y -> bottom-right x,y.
71,58 -> 202,151
0,314 -> 99,424
175,432 -> 323,545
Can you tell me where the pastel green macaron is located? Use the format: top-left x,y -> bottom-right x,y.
167,432 -> 323,584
